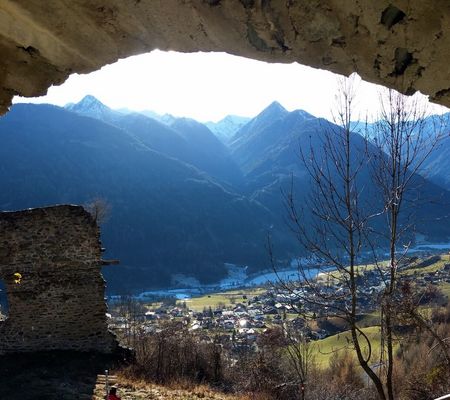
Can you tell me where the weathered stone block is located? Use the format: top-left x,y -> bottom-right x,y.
0,205 -> 118,354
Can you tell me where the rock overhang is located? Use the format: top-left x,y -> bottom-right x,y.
0,0 -> 449,115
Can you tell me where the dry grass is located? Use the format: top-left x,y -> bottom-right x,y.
93,374 -> 246,400
0,351 -> 244,400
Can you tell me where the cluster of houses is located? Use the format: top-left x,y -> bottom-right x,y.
108,255 -> 450,349
109,288 -> 327,349
408,261 -> 450,286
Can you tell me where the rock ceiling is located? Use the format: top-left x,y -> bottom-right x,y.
1,0 -> 449,114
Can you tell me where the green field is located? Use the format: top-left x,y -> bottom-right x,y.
402,254 -> 450,276
439,282 -> 450,297
311,326 -> 383,367
317,261 -> 389,284
177,288 -> 266,311
357,311 -> 381,327
311,254 -> 450,368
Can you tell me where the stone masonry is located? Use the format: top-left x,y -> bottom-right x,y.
0,205 -> 118,354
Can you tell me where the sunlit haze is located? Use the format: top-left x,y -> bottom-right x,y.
13,50 -> 448,122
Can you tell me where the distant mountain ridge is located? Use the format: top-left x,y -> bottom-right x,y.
229,101 -> 289,151
421,133 -> 450,187
65,96 -> 243,186
67,96 -> 252,143
413,114 -> 450,189
229,100 -> 450,244
65,95 -> 124,126
139,110 -> 177,125
205,115 -> 251,143
230,102 -> 317,176
351,113 -> 450,190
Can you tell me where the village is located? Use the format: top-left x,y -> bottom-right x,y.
107,254 -> 450,352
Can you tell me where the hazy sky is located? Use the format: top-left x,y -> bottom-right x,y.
13,50 -> 448,122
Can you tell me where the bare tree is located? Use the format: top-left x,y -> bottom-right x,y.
276,75 -> 389,399
283,323 -> 315,400
84,196 -> 111,225
369,89 -> 447,400
397,280 -> 450,369
113,294 -> 146,347
275,78 -> 446,400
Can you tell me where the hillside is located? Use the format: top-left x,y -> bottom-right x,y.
355,113 -> 450,190
421,136 -> 450,188
0,351 -> 243,400
0,104 -> 293,292
67,96 -> 243,186
229,102 -> 450,244
170,117 -> 243,185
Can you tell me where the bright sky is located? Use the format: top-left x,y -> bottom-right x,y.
13,50 -> 449,123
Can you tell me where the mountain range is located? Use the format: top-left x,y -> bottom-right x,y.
1,96 -> 450,293
205,115 -> 251,143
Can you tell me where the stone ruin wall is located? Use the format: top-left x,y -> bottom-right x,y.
0,205 -> 118,354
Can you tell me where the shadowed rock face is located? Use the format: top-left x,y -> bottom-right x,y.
0,205 -> 118,354
0,1 -> 450,114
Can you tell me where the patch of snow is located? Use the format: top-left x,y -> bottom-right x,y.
246,267 -> 326,286
413,243 -> 450,250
